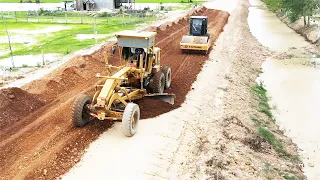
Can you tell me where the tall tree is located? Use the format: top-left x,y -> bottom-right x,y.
282,0 -> 318,26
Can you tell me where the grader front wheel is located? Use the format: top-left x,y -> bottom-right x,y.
149,71 -> 165,93
162,66 -> 172,89
122,103 -> 140,137
72,94 -> 92,127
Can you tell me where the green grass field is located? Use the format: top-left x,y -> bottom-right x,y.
0,15 -> 157,59
0,1 -> 195,60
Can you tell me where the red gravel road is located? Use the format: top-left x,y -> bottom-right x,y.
0,8 -> 229,179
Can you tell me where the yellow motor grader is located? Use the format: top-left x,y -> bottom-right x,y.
72,30 -> 174,137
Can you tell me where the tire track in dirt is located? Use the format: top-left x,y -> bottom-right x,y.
0,8 -> 229,179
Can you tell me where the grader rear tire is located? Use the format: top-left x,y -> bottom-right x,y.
72,94 -> 91,127
122,103 -> 140,137
149,71 -> 165,93
162,66 -> 172,89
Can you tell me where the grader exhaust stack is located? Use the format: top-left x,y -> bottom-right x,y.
71,30 -> 174,137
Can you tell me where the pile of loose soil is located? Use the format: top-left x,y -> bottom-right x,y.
24,55 -> 105,101
0,7 -> 230,179
0,88 -> 45,131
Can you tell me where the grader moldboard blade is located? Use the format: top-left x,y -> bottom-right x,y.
145,93 -> 175,105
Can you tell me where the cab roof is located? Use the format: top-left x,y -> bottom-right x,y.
190,16 -> 208,19
115,30 -> 157,39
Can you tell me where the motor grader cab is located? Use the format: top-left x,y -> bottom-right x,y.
71,30 -> 174,137
180,16 -> 211,54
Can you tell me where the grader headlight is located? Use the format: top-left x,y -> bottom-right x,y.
97,97 -> 106,106
97,111 -> 106,120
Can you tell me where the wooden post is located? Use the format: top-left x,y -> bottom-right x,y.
1,66 -> 4,84
94,16 -> 97,43
122,15 -> 124,28
3,18 -> 14,68
42,50 -> 45,65
139,54 -> 143,89
318,21 -> 320,41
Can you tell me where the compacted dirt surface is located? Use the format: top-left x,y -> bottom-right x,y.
0,7 -> 229,179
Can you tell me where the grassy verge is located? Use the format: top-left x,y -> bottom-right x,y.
251,79 -> 303,179
251,80 -> 300,160
251,82 -> 285,154
251,82 -> 274,119
258,127 -> 286,154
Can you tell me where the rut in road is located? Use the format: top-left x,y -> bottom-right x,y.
0,8 -> 229,179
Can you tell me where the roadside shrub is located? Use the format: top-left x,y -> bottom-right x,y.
21,64 -> 29,68
38,9 -> 58,16
98,12 -> 110,17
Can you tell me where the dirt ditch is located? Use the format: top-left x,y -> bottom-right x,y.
0,7 -> 229,179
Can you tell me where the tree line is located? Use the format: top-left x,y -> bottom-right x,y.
263,0 -> 320,26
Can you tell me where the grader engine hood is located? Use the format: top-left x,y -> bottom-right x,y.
180,35 -> 209,50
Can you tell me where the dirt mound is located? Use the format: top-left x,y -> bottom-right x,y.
24,55 -> 104,101
0,88 -> 45,131
0,7 -> 230,179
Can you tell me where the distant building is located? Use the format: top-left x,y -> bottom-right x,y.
74,0 -> 134,11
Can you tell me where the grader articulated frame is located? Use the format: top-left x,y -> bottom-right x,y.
72,31 -> 174,137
